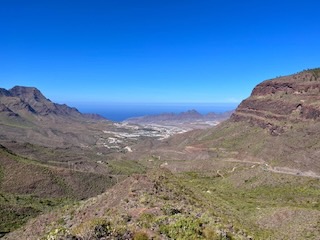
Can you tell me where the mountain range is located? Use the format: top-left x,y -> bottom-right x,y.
1,68 -> 320,239
125,109 -> 233,124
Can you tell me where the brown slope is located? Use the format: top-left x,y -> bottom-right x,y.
3,86 -> 106,120
6,166 -> 320,240
185,68 -> 320,174
0,144 -> 116,200
231,68 -> 320,135
4,169 -> 251,240
0,144 -> 118,235
0,86 -> 111,148
131,69 -> 320,174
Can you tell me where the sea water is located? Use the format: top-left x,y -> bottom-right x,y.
78,102 -> 238,122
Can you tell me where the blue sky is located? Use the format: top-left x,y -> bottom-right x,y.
1,0 -> 320,106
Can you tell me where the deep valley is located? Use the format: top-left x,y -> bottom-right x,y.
1,69 -> 320,240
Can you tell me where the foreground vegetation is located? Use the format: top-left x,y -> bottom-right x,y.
180,168 -> 320,239
0,141 -> 152,237
5,166 -> 320,240
0,192 -> 72,235
2,122 -> 320,239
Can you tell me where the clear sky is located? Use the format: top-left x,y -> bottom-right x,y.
1,0 -> 320,106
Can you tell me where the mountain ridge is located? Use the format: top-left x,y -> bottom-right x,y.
0,86 -> 111,147
0,86 -> 103,119
231,68 -> 320,135
125,109 -> 233,124
179,68 -> 320,173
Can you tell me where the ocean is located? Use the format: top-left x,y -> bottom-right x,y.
79,103 -> 238,122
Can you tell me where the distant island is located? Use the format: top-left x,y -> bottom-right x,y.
124,109 -> 233,125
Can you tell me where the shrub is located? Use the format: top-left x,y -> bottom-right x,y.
133,231 -> 149,240
159,216 -> 204,239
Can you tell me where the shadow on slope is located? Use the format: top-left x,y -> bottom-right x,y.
0,144 -> 117,234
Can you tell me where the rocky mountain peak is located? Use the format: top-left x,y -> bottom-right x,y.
180,109 -> 201,116
0,88 -> 11,97
9,86 -> 48,103
231,68 -> 320,135
0,86 -> 106,121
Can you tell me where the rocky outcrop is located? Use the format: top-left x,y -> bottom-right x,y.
0,88 -> 11,97
231,68 -> 320,135
0,103 -> 19,117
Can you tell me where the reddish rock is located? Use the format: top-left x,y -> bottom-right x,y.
231,68 -> 320,135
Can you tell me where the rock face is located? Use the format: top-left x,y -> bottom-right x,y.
231,68 -> 320,135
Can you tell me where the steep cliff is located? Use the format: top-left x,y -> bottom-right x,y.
231,68 -> 320,135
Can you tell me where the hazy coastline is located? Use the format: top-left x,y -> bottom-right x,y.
78,102 -> 238,121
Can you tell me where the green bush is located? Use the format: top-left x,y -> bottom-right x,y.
133,231 -> 149,240
159,216 -> 204,240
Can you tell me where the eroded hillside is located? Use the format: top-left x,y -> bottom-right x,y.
2,69 -> 320,239
232,68 -> 320,135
